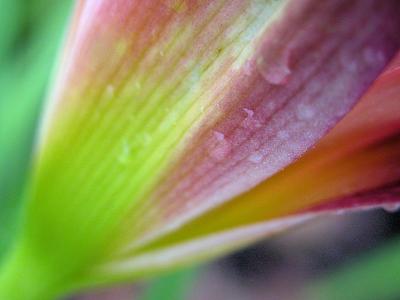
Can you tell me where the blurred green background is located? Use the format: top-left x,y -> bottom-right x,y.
0,0 -> 73,259
1,1 -> 400,299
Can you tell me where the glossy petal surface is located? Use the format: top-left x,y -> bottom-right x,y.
9,0 -> 400,290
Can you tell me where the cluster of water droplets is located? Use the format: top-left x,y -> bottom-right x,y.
340,45 -> 386,75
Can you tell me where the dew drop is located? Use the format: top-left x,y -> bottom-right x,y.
243,60 -> 253,76
141,132 -> 152,146
277,130 -> 290,140
189,67 -> 202,85
339,50 -> 360,73
118,139 -> 131,165
241,108 -> 261,129
257,57 -> 291,85
243,108 -> 254,118
213,131 -> 225,141
209,142 -> 231,161
134,81 -> 142,90
382,203 -> 400,213
208,131 -> 231,161
296,104 -> 315,120
248,152 -> 263,163
363,47 -> 386,66
106,84 -> 115,98
335,209 -> 346,216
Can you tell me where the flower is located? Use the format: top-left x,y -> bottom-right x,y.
0,0 -> 399,298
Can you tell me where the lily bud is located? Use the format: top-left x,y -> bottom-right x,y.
0,1 -> 399,299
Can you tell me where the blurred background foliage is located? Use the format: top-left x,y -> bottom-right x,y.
1,1 -> 400,299
0,0 -> 73,260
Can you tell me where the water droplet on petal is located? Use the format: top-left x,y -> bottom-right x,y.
257,57 -> 291,85
339,50 -> 360,73
335,209 -> 346,216
106,84 -> 115,98
363,47 -> 386,66
248,152 -> 263,163
141,132 -> 152,146
189,67 -> 202,85
213,131 -> 225,141
209,142 -> 231,161
296,104 -> 315,120
118,139 -> 131,165
134,81 -> 142,90
243,60 -> 253,76
241,108 -> 261,129
209,131 -> 231,161
382,203 -> 400,213
243,108 -> 254,118
277,130 -> 290,140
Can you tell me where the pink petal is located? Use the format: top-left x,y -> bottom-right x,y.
119,1 -> 400,250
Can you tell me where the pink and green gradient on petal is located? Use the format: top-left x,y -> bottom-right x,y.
91,53 -> 400,283
98,0 -> 400,265
1,0 -> 400,298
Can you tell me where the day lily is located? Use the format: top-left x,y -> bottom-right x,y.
0,0 -> 399,299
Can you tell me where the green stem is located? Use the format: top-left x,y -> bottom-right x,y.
0,245 -> 65,300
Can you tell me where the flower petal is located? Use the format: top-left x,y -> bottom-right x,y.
18,0 -> 400,289
105,1 -> 400,258
91,54 -> 400,282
